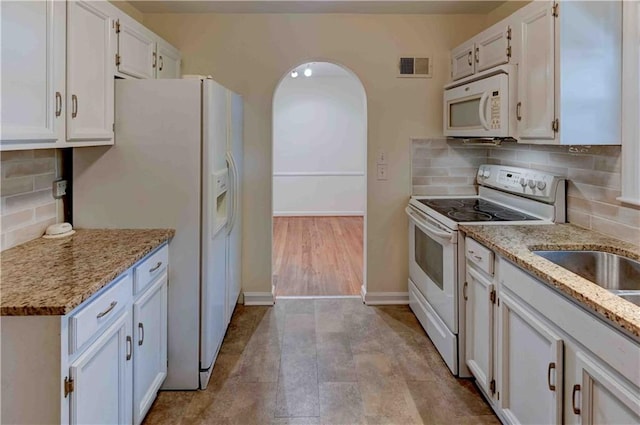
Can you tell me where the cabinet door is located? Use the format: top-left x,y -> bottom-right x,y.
476,25 -> 511,72
451,41 -> 476,80
516,1 -> 556,141
69,311 -> 132,425
118,19 -> 156,79
464,266 -> 494,396
0,0 -> 65,147
567,351 -> 640,425
156,41 -> 181,79
498,289 -> 563,425
133,273 -> 168,425
66,0 -> 114,142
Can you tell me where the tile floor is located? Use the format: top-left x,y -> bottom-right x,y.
143,298 -> 500,425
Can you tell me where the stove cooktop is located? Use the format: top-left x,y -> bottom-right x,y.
417,198 -> 541,222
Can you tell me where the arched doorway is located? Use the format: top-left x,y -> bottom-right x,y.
272,61 -> 367,298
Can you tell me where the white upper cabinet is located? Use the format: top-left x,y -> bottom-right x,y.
117,16 -> 157,80
156,40 -> 182,79
476,24 -> 511,72
0,0 -> 65,149
451,41 -> 476,81
514,1 -> 556,142
515,0 -> 622,145
66,0 -> 114,142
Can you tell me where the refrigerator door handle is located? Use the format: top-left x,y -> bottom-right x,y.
226,153 -> 238,236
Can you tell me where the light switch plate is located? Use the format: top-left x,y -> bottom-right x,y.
377,150 -> 387,165
377,164 -> 388,180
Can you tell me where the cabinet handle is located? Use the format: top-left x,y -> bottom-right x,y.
96,301 -> 117,318
149,261 -> 163,273
152,51 -> 157,68
71,94 -> 78,118
475,47 -> 479,63
547,362 -> 556,391
55,92 -> 62,117
138,322 -> 144,346
463,281 -> 468,301
473,255 -> 483,261
516,101 -> 522,121
126,336 -> 132,361
467,51 -> 472,66
159,55 -> 164,71
572,384 -> 581,415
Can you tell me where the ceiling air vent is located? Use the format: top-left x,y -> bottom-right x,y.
398,56 -> 432,78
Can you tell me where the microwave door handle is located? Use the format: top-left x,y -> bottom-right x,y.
478,91 -> 491,131
405,207 -> 454,242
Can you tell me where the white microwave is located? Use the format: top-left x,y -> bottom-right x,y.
443,67 -> 515,139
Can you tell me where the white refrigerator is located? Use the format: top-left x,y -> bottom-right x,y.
72,78 -> 243,390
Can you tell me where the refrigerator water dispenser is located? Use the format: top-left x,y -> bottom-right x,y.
212,169 -> 228,237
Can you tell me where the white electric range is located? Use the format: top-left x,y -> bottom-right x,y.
406,164 -> 566,376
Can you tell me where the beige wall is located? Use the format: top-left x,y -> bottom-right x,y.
1,150 -> 62,250
109,0 -> 144,23
143,13 -> 487,295
485,0 -> 530,27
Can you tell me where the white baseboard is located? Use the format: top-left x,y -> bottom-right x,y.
243,291 -> 275,306
361,286 -> 409,305
273,211 -> 364,217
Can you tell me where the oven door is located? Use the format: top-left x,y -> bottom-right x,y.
444,72 -> 509,138
406,206 -> 458,333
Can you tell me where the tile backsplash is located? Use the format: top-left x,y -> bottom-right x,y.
1,149 -> 62,250
412,139 -> 640,245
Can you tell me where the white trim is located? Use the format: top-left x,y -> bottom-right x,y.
243,292 -> 275,306
361,287 -> 410,305
273,171 -> 365,177
273,211 -> 364,217
276,295 -> 362,300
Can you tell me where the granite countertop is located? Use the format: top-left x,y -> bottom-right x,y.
459,223 -> 640,338
0,229 -> 174,316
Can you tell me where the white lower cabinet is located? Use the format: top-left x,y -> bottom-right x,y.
566,350 -> 640,425
463,238 -> 640,425
133,272 -> 168,425
0,243 -> 169,425
497,289 -> 563,425
464,265 -> 495,397
70,310 -> 133,425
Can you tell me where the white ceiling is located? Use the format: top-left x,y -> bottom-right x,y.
130,0 -> 507,15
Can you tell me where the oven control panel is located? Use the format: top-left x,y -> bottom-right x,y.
476,164 -> 565,203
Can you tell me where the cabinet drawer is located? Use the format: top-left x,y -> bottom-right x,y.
465,238 -> 494,275
134,245 -> 168,295
69,273 -> 132,354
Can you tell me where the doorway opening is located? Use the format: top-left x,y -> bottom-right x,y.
272,61 -> 367,297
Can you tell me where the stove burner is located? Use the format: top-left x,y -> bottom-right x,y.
448,211 -> 493,221
494,211 -> 529,221
424,199 -> 464,208
473,201 -> 506,213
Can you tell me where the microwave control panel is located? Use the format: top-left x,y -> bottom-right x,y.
490,90 -> 501,129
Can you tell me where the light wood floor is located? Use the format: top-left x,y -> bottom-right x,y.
272,216 -> 363,296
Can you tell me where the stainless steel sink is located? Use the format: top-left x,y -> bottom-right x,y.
532,250 -> 640,295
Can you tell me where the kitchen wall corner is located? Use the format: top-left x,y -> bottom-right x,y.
1,149 -> 63,251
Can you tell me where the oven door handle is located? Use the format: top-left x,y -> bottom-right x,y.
405,206 -> 455,242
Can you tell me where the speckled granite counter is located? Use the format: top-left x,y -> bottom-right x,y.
0,229 -> 174,316
459,223 -> 640,338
